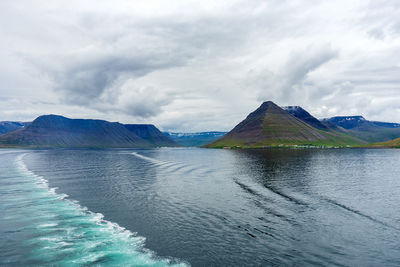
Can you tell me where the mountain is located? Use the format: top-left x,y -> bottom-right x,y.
124,124 -> 179,147
164,131 -> 227,147
0,121 -> 30,135
206,101 -> 363,148
283,106 -> 328,130
322,116 -> 400,143
324,116 -> 368,129
0,115 -> 177,148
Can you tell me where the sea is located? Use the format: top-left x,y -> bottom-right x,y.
1,148 -> 400,266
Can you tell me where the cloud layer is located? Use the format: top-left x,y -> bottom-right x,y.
1,0 -> 400,131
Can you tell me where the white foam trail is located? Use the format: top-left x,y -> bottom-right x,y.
131,152 -> 168,164
17,154 -> 139,241
37,223 -> 58,228
15,153 -> 189,266
131,152 -> 186,171
131,151 -> 210,177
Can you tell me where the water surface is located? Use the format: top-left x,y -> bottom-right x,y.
2,148 -> 400,266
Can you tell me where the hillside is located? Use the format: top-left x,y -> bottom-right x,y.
0,115 -> 177,148
206,101 -> 363,148
368,133 -> 400,148
371,137 -> 400,148
164,131 -> 227,147
322,116 -> 400,143
124,124 -> 179,147
0,121 -> 29,135
283,106 -> 328,130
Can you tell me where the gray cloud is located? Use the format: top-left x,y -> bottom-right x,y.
23,5 -> 258,117
256,44 -> 338,103
49,53 -> 181,106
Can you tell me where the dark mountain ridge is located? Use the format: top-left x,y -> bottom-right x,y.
0,115 -> 177,148
283,106 -> 328,130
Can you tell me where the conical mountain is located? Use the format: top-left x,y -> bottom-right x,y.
206,101 -> 363,148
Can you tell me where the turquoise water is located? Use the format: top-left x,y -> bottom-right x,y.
0,150 -> 187,266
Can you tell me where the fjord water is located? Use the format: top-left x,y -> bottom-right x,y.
0,150 -> 186,266
1,148 -> 400,266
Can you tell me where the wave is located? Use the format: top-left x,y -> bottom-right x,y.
14,153 -> 189,266
131,152 -> 209,177
322,197 -> 400,231
131,152 -> 169,165
233,175 -> 400,232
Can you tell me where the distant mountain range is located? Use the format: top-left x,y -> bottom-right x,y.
2,103 -> 400,149
164,131 -> 227,147
284,108 -> 400,143
0,115 -> 178,148
321,116 -> 400,143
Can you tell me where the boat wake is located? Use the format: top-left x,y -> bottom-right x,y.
322,197 -> 400,231
131,152 -> 208,177
6,153 -> 188,266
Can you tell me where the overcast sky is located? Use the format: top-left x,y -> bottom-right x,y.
1,0 -> 400,131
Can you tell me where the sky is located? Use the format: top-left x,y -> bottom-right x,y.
1,0 -> 400,132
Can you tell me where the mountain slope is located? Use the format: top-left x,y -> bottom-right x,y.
0,121 -> 30,135
206,101 -> 363,148
164,131 -> 227,147
283,106 -> 328,130
124,124 -> 179,147
371,137 -> 400,148
0,115 -> 174,148
322,116 -> 400,143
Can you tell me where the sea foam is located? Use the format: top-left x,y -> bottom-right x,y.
12,153 -> 188,266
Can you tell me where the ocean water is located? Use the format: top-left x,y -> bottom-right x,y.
1,148 -> 400,266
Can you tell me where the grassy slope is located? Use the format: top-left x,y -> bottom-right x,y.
368,137 -> 400,148
206,130 -> 363,148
